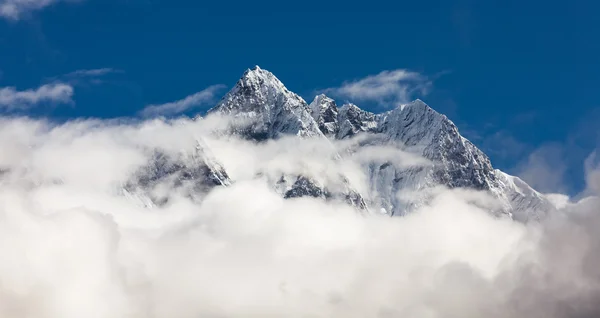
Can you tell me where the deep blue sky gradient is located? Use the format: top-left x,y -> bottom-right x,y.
0,0 -> 598,194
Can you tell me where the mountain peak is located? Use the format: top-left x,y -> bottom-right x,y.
309,94 -> 339,136
339,103 -> 362,111
313,93 -> 331,101
311,94 -> 336,107
397,98 -> 430,111
238,66 -> 285,90
244,64 -> 266,76
209,67 -> 323,139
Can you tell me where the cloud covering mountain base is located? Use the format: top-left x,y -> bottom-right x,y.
0,116 -> 599,318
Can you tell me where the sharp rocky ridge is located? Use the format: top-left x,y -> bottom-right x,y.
128,65 -> 555,222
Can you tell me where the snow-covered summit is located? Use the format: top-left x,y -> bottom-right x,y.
210,66 -> 323,140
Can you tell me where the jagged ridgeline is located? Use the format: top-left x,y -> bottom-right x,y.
125,66 -> 555,222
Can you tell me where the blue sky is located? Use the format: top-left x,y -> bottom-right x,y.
0,0 -> 598,194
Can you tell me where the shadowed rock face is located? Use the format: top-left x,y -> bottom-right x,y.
283,176 -> 368,210
124,144 -> 231,207
284,176 -> 328,199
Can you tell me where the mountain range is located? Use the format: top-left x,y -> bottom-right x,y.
125,66 -> 555,222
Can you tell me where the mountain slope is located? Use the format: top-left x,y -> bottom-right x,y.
315,96 -> 555,220
212,66 -> 553,221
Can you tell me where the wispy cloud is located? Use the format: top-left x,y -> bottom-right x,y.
64,68 -> 120,78
140,85 -> 226,117
515,143 -> 568,194
322,69 -> 432,108
481,130 -> 529,161
0,0 -> 81,20
0,83 -> 73,110
54,68 -> 122,86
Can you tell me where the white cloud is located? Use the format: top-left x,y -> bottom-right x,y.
139,84 -> 226,117
0,0 -> 80,20
584,151 -> 600,195
0,83 -> 73,110
0,114 -> 597,317
323,69 -> 432,108
515,143 -> 568,194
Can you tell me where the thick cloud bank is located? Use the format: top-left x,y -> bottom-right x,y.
0,115 -> 599,318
